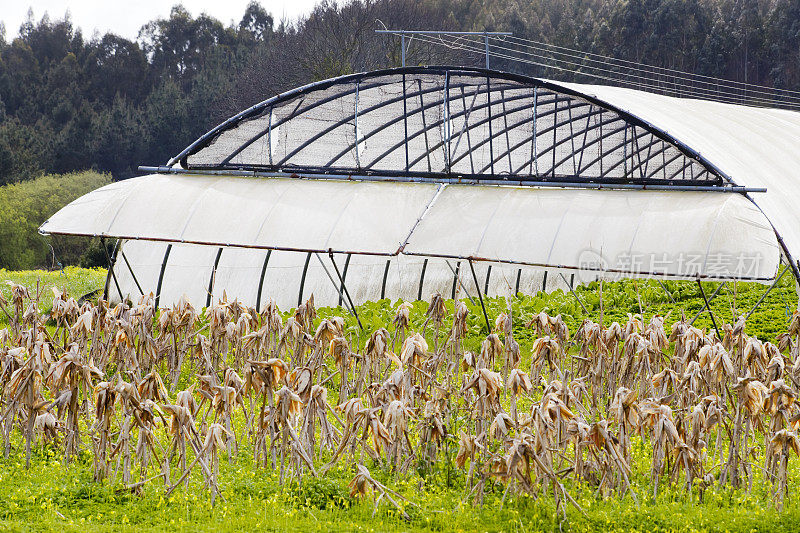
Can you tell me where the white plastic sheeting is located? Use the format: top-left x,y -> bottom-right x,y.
40,174 -> 440,255
42,172 -> 781,309
404,186 -> 778,280
555,81 -> 800,268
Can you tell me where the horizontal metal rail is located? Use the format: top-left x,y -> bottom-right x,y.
137,166 -> 766,193
375,30 -> 513,35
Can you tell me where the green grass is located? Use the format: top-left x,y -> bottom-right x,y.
0,267 -> 798,532
0,266 -> 107,312
2,439 -> 800,532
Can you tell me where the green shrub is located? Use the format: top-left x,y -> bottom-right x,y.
0,171 -> 110,269
289,477 -> 353,510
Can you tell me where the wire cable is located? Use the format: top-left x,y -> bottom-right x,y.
455,33 -> 799,106
409,33 -> 800,109
501,34 -> 800,99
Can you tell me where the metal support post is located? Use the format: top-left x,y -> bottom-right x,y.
559,273 -> 589,314
689,281 -> 727,325
445,260 -> 475,304
469,259 -> 492,333
484,32 -> 490,69
101,237 -> 123,302
315,252 -> 358,318
119,249 -> 145,296
745,266 -> 789,319
328,251 -> 363,330
695,277 -> 721,337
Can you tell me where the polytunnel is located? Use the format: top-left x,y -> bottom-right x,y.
39,66 -> 800,312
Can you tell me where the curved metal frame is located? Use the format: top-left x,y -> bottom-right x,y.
168,66 -> 729,187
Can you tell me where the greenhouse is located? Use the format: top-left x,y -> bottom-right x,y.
39,66 -> 800,311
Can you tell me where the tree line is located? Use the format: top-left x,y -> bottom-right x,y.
1,0 -> 799,186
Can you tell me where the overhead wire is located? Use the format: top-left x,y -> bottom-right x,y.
500,34 -> 800,100
447,34 -> 800,108
408,33 -> 700,97
394,31 -> 800,109
493,38 -> 797,105
493,36 -> 800,106
388,30 -> 798,106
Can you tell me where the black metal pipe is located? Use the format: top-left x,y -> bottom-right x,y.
559,272 -> 589,314
255,249 -> 272,312
314,252 -> 357,317
469,259 -> 491,333
445,260 -> 475,304
338,254 -> 352,307
207,247 -> 224,308
328,251 -> 363,330
656,278 -> 675,303
696,277 -> 721,337
138,166 -> 765,193
119,249 -> 144,296
101,237 -> 123,302
381,259 -> 391,300
745,265 -> 790,319
154,244 -> 172,309
451,261 -> 460,299
689,281 -> 728,325
298,251 -> 312,307
418,258 -> 429,301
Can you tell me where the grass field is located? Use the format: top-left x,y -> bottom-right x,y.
0,267 -> 798,532
3,439 -> 800,533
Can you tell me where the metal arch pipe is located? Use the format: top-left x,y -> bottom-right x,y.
166,65 -> 738,187
417,258 -> 429,301
255,249 -> 272,313
206,247 -> 223,308
298,252 -> 313,307
154,244 -> 173,309
373,92 -> 578,172
381,259 -> 391,300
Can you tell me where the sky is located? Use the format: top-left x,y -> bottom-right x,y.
0,0 -> 321,41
